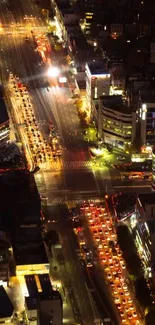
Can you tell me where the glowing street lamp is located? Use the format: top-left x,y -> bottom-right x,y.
47,66 -> 60,77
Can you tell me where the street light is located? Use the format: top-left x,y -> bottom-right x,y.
47,66 -> 60,77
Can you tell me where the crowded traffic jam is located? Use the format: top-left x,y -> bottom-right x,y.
9,73 -> 55,169
74,202 -> 142,325
32,32 -> 51,63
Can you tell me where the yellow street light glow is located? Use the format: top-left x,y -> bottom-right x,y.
47,66 -> 60,77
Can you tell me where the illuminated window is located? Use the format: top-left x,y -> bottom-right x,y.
94,87 -> 97,99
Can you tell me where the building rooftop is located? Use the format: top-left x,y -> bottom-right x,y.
39,291 -> 62,325
0,98 -> 9,125
39,274 -> 52,293
14,242 -> 48,266
25,275 -> 38,298
39,290 -> 62,301
25,297 -> 37,310
0,286 -> 14,319
12,226 -> 42,245
0,170 -> 41,232
87,61 -> 109,75
100,95 -> 131,114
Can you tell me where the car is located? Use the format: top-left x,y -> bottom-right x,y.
116,303 -> 121,310
120,311 -> 125,317
133,312 -> 137,318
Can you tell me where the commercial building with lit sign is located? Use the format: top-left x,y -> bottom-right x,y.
96,95 -> 136,149
85,61 -> 111,108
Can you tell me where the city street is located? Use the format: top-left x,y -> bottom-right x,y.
47,205 -> 97,325
0,1 -> 153,325
0,14 -> 151,201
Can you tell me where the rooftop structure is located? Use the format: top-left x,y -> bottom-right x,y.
25,275 -> 63,325
25,275 -> 38,297
38,274 -> 53,293
86,61 -> 109,76
15,241 -> 49,276
39,290 -> 62,325
0,170 -> 41,233
86,61 -> 111,107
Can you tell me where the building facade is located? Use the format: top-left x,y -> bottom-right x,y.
95,95 -> 136,149
85,62 -> 110,108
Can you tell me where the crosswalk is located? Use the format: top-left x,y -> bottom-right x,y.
42,196 -> 102,207
41,160 -> 94,171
